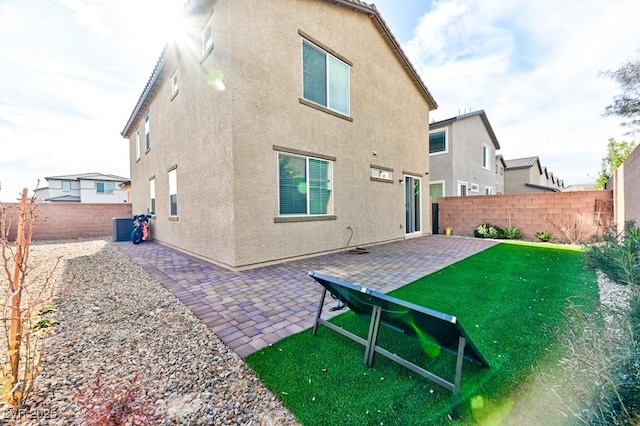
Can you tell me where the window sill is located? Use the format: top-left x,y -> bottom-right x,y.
170,90 -> 179,101
299,98 -> 352,122
168,216 -> 179,221
274,215 -> 336,223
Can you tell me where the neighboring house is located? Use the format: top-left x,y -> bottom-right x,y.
428,110 -> 503,201
121,0 -> 437,270
35,173 -> 130,203
564,183 -> 596,191
503,157 -> 564,193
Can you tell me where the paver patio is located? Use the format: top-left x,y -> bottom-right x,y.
117,235 -> 498,357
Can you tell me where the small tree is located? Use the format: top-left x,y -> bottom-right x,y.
0,189 -> 58,408
602,57 -> 640,133
594,138 -> 637,189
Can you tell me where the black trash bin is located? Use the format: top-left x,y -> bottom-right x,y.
112,217 -> 134,242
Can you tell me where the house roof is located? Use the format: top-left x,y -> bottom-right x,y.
504,156 -> 543,174
429,110 -> 500,150
121,0 -> 437,137
45,172 -> 130,182
44,195 -> 82,202
524,183 -> 559,193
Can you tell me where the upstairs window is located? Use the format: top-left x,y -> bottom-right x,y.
62,181 -> 71,192
96,182 -> 114,194
135,129 -> 140,161
302,40 -> 350,116
202,24 -> 213,55
144,114 -> 150,152
482,144 -> 491,170
278,152 -> 333,216
171,72 -> 178,97
429,129 -> 447,154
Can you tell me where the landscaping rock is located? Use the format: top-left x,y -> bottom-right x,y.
1,238 -> 299,425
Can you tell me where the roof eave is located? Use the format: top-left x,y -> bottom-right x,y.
121,48 -> 167,138
327,0 -> 437,110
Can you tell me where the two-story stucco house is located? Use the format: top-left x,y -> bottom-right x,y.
428,110 -> 503,201
121,0 -> 437,270
34,172 -> 130,203
503,157 -> 564,193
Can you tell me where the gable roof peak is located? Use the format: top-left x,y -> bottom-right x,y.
429,109 -> 500,150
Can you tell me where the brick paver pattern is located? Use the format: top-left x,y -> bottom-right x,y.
117,235 -> 498,357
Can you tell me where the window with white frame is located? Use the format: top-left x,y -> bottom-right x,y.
135,129 -> 140,161
168,168 -> 177,216
470,183 -> 479,192
278,152 -> 333,216
202,24 -> 213,55
96,182 -> 114,194
429,182 -> 444,203
144,114 -> 150,152
482,144 -> 491,170
302,39 -> 350,116
171,72 -> 178,97
429,129 -> 447,154
149,178 -> 156,214
62,181 -> 71,192
458,182 -> 468,196
485,186 -> 494,195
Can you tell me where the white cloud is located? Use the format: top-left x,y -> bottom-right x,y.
0,0 -> 184,201
405,0 -> 640,184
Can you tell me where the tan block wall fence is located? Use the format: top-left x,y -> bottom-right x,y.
437,190 -> 614,242
2,203 -> 132,241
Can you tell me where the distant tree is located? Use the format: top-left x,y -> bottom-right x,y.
602,57 -> 640,133
595,138 -> 637,189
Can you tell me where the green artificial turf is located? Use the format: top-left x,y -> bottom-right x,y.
245,242 -> 598,425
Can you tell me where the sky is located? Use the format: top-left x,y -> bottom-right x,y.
0,0 -> 638,201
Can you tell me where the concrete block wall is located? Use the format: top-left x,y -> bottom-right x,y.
437,190 -> 614,242
2,203 -> 132,241
621,145 -> 640,225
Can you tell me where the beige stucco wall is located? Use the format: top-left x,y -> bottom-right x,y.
127,0 -> 236,266
612,144 -> 640,226
126,0 -> 432,269
623,145 -> 640,225
504,166 -> 543,193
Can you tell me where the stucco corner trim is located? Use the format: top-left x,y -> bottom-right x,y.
298,30 -> 353,66
274,215 -> 337,223
273,145 -> 337,162
402,170 -> 424,178
370,164 -> 394,172
298,98 -> 353,122
370,177 -> 394,184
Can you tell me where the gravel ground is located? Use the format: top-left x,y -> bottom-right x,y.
0,238 -> 299,425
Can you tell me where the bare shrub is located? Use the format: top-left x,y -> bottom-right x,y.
0,189 -> 61,408
546,212 -> 602,244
